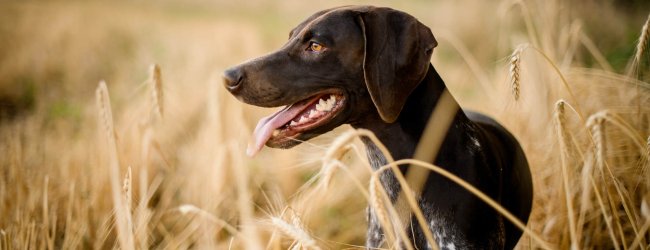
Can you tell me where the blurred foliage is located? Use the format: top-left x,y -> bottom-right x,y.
0,0 -> 647,113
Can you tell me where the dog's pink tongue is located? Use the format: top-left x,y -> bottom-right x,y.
246,101 -> 311,157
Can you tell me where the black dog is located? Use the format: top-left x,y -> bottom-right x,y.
223,6 -> 533,249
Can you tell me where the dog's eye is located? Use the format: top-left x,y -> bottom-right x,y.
308,42 -> 324,52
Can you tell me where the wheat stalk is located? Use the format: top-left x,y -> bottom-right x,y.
139,128 -> 153,206
646,136 -> 650,158
0,229 -> 7,250
585,115 -> 604,208
589,174 -> 621,250
96,81 -> 115,141
319,133 -> 358,190
149,64 -> 164,119
317,160 -> 341,191
270,217 -> 320,250
554,100 -> 570,152
510,44 -> 527,101
122,166 -> 135,247
228,142 -> 263,249
633,14 -> 650,72
62,181 -> 80,249
553,100 -> 580,249
133,177 -> 162,250
579,114 -> 605,244
646,136 -> 650,188
175,204 -> 240,237
368,175 -> 396,247
42,176 -> 55,250
123,166 -> 132,213
585,111 -> 647,247
95,81 -> 135,250
629,198 -> 650,249
642,199 -> 650,222
587,110 -> 647,153
587,115 -> 607,170
579,33 -> 615,72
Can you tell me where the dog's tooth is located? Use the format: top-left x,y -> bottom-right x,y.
327,96 -> 337,107
299,116 -> 307,123
309,110 -> 317,118
319,98 -> 326,106
315,103 -> 324,111
326,101 -> 335,111
290,121 -> 298,126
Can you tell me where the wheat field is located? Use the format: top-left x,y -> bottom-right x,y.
1,0 -> 649,249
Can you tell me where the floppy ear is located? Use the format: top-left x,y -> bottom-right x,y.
357,7 -> 437,123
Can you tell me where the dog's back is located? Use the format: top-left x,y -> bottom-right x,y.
466,111 -> 533,249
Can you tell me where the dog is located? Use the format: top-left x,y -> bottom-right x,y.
223,6 -> 533,249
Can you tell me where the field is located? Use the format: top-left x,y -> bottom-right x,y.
1,0 -> 649,249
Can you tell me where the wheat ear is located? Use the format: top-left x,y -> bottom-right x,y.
270,217 -> 320,250
123,167 -> 132,213
554,100 -> 580,249
95,81 -> 135,250
634,14 -> 650,69
510,44 -> 527,101
149,64 -> 164,119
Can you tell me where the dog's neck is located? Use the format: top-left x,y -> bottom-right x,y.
351,64 -> 473,196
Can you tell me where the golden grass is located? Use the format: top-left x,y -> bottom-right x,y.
0,0 -> 649,249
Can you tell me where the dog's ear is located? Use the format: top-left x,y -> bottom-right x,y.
357,7 -> 437,123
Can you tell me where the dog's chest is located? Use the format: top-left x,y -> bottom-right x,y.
366,206 -> 465,250
363,142 -> 468,249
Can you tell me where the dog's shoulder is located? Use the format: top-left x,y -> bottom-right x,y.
464,110 -> 517,152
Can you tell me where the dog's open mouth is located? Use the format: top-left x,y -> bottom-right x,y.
247,91 -> 346,156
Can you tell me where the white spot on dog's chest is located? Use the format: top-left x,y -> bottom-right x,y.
428,217 -> 467,250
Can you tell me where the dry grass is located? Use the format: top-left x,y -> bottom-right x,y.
1,0 -> 649,249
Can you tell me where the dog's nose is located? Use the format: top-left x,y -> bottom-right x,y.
223,67 -> 244,91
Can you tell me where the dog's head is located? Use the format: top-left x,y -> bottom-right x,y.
223,6 -> 437,156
